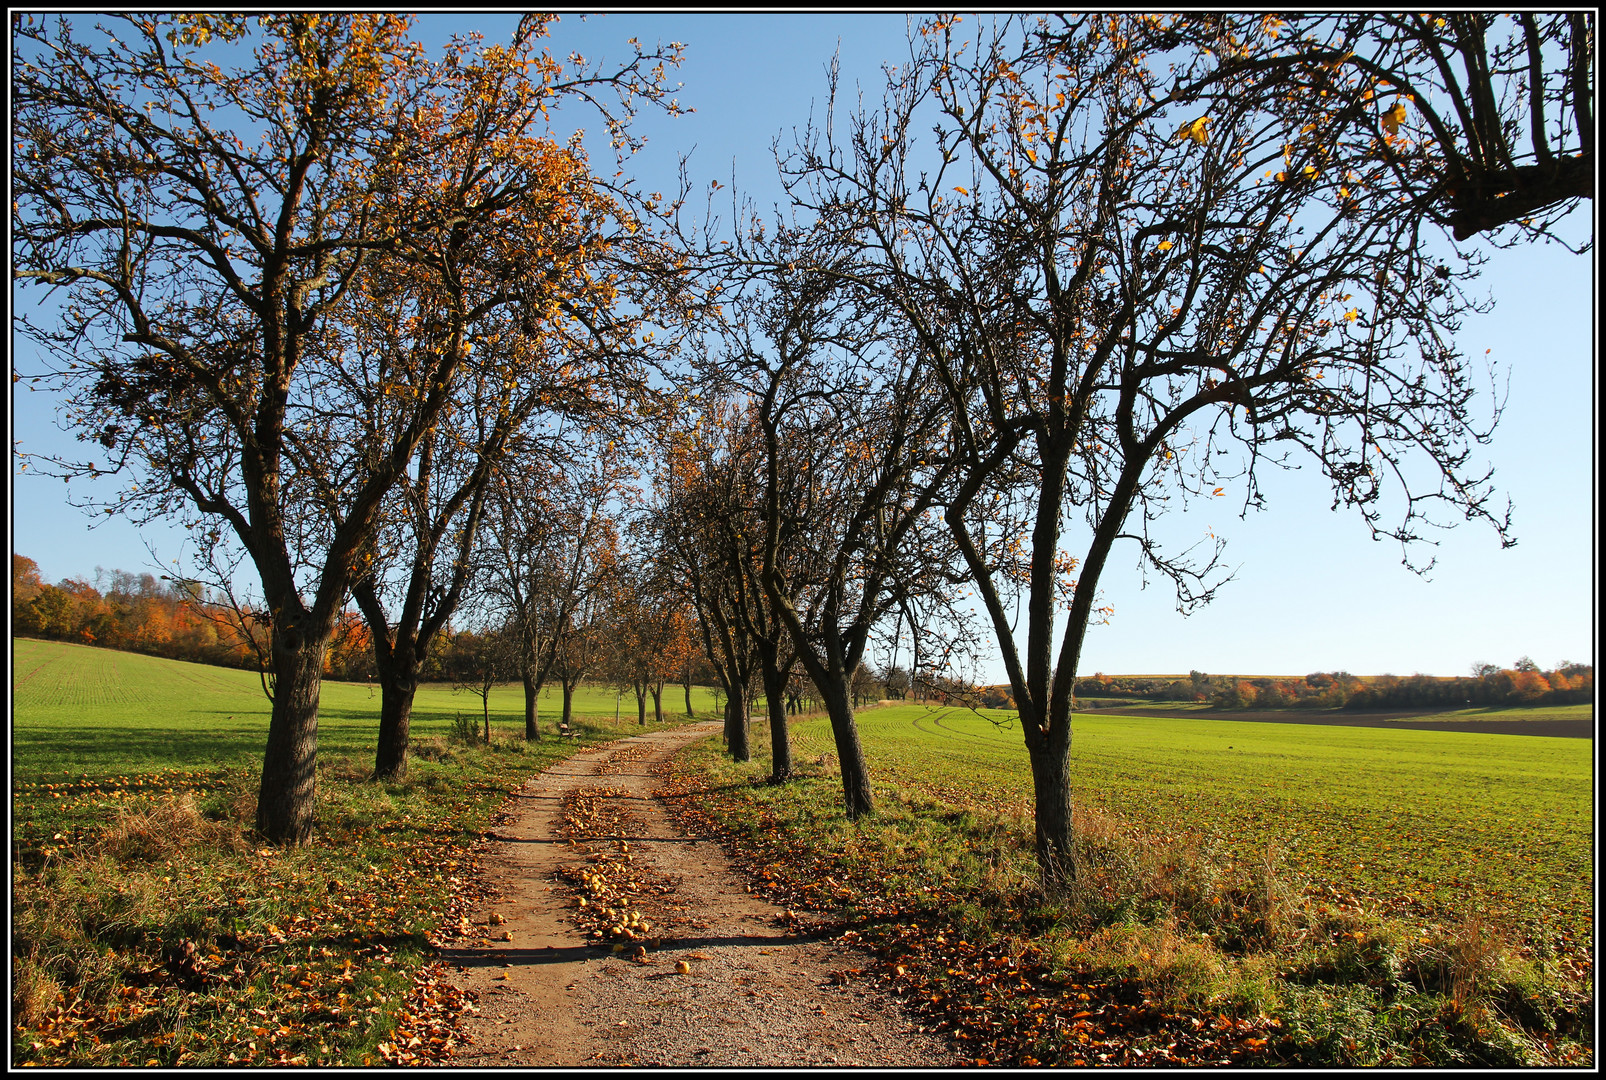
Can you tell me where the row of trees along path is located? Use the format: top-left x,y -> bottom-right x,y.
13,15 -> 1591,900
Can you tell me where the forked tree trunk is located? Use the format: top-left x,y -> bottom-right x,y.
256,631 -> 327,845
372,647 -> 421,781
819,678 -> 873,819
724,680 -> 751,762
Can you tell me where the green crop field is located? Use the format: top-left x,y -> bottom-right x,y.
1091,700 -> 1593,723
11,637 -> 718,779
673,701 -> 1593,1064
782,704 -> 1593,946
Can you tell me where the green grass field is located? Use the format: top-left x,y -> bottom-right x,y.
1091,699 -> 1592,723
674,698 -> 1593,1065
11,637 -> 719,779
780,703 -> 1592,945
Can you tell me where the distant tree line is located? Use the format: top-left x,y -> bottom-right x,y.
12,553 -> 378,680
1073,664 -> 1592,710
13,549 -> 714,700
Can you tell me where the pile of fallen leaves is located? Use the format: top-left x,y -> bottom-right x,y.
596,744 -> 656,776
373,961 -> 477,1066
556,787 -> 678,952
655,759 -> 1292,1068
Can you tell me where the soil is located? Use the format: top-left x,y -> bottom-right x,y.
435,721 -> 960,1068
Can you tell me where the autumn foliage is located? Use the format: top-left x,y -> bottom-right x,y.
1071,664 -> 1592,710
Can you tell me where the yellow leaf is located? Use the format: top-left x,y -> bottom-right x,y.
953,185 -> 968,195
1381,101 -> 1407,134
1176,116 -> 1211,145
1157,240 -> 1173,251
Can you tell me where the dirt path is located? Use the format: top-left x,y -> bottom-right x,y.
437,722 -> 959,1067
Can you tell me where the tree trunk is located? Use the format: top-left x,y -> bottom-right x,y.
635,683 -> 647,726
561,679 -> 575,730
760,649 -> 794,783
819,677 -> 873,819
372,647 -> 420,781
256,630 -> 326,845
724,680 -> 751,762
522,670 -> 542,741
1027,732 -> 1076,892
683,679 -> 694,717
372,675 -> 417,781
651,684 -> 664,725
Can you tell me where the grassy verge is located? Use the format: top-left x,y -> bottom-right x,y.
660,707 -> 1593,1067
11,639 -> 700,1067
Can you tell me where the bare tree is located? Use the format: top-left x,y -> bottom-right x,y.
781,14 -> 1530,886
1141,13 -> 1593,245
450,624 -> 516,743
484,447 -> 629,737
12,15 -> 691,841
705,253 -> 977,819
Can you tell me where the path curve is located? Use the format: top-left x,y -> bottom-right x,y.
439,722 -> 959,1067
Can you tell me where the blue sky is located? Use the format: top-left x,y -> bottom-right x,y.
10,13 -> 1595,680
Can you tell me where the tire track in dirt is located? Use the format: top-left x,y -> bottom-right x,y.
438,722 -> 959,1067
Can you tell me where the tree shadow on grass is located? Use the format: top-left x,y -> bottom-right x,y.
11,702 -> 571,777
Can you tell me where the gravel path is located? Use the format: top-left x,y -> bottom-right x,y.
438,722 -> 960,1068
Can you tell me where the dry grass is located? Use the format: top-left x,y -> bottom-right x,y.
94,793 -> 249,863
1409,916 -> 1519,1006
11,948 -> 62,1028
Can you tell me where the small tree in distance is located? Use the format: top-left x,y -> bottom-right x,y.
451,627 -> 516,743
